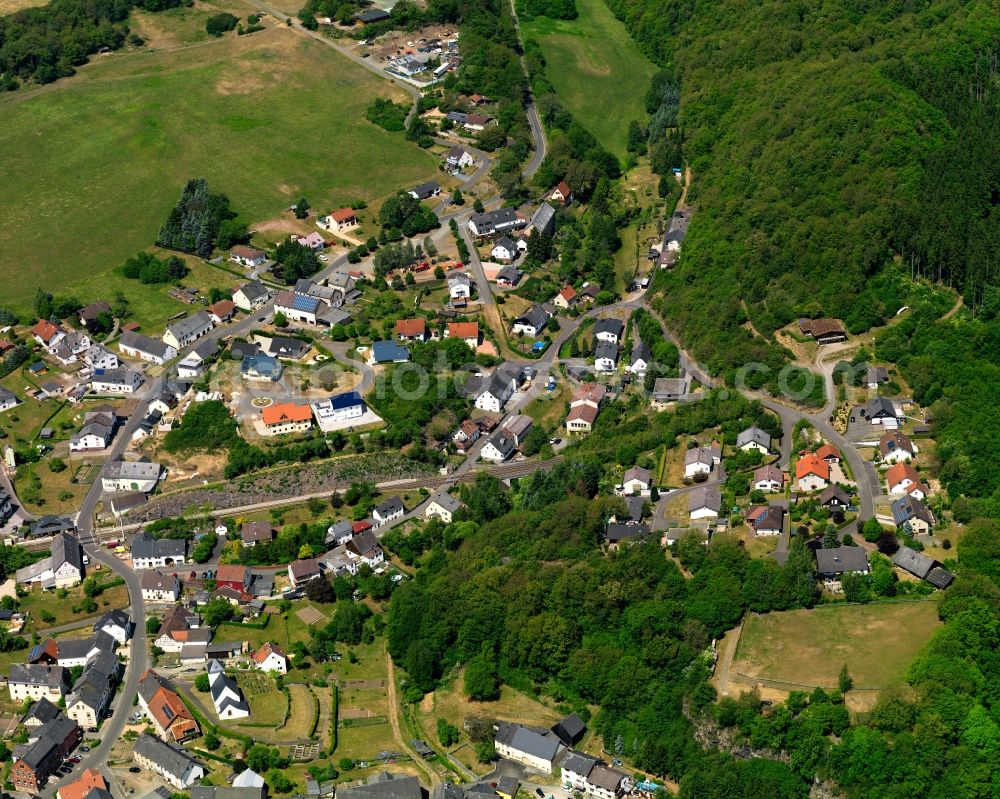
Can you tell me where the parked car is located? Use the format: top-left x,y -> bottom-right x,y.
129,767 -> 141,774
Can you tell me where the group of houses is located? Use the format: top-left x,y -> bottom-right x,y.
255,390 -> 367,437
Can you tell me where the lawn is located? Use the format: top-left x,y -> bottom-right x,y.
0,26 -> 438,320
18,582 -> 130,633
232,670 -> 288,727
522,0 -> 658,159
732,599 -> 942,692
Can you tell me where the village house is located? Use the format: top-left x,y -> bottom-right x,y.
736,426 -> 771,454
797,318 -> 847,344
446,146 -> 475,170
651,376 -> 690,405
22,698 -> 61,729
495,266 -> 523,287
471,364 -> 520,412
141,571 -> 180,602
100,458 -> 162,493
31,320 -> 66,351
241,353 -> 282,383
494,722 -> 559,774
346,530 -> 385,569
230,246 -> 267,268
490,236 -> 519,262
373,496 -> 405,527
69,410 -> 115,452
819,485 -> 850,509
65,647 -> 119,727
469,208 -> 527,238
892,546 -> 954,588
317,208 -> 359,233
446,321 -> 479,349
753,464 -> 784,492
132,733 -> 205,788
10,715 -> 81,791
395,318 -> 428,342
370,340 -> 411,365
593,318 -> 624,345
57,768 -> 107,799
448,273 -> 473,300
892,495 -> 935,535
288,558 -> 321,589
628,341 -> 651,376
795,452 -> 830,492
78,301 -> 111,332
453,419 -> 481,452
480,431 -> 517,463
253,642 -> 290,674
464,113 -> 496,131
0,386 -> 18,413
816,443 -> 841,463
15,532 -> 84,590
879,430 -> 918,464
216,564 -> 251,593
261,402 -> 313,436
866,365 -> 889,389
409,181 -> 441,200
234,280 -> 270,312
501,414 -> 533,447
311,391 -> 366,431
207,660 -> 250,720
83,344 -> 119,371
746,505 -> 784,536
816,546 -> 870,586
153,606 -> 206,654
7,664 -> 69,702
138,670 -> 200,742
594,341 -> 619,373
132,531 -> 186,569
90,367 -> 142,395
296,232 -> 325,251
207,300 -> 236,324
621,466 -> 651,495
241,520 -> 275,547
274,291 -> 323,326
511,305 -> 551,337
527,203 -> 556,237
119,332 -> 176,365
865,396 -> 900,427
550,181 -> 573,205
886,462 -> 928,499
689,485 -> 722,520
565,383 -> 606,435
93,609 -> 132,644
684,446 -> 721,479
425,491 -> 464,524
552,285 -> 577,310
163,312 -> 214,350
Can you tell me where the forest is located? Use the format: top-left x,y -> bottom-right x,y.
600,0 -> 1000,371
0,0 -> 183,86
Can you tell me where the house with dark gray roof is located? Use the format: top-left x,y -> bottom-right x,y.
131,531 -> 186,570
892,546 -> 935,579
815,546 -> 870,578
736,426 -> 771,453
335,773 -> 423,799
425,491 -> 464,523
469,208 -> 526,238
373,496 -> 405,526
593,318 -> 624,345
21,697 -> 60,728
494,721 -> 560,773
163,312 -> 214,350
552,713 -> 586,747
865,396 -> 899,426
891,496 -> 935,535
132,733 -> 205,788
511,305 -> 551,337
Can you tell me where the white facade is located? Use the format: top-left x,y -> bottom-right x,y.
255,651 -> 289,675
797,474 -> 828,492
689,505 -> 719,521
755,476 -> 783,492
91,370 -> 142,394
120,337 -> 176,365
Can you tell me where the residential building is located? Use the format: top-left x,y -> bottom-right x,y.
31,320 -> 66,351
795,453 -> 830,492
207,300 -> 236,324
628,341 -> 651,376
511,305 -> 550,337
819,485 -> 850,508
395,319 -> 428,341
865,396 -> 900,427
551,713 -> 586,747
480,431 -> 516,463
141,571 -> 180,602
288,558 -> 321,588
163,312 -> 214,350
736,426 -> 771,454
346,531 -> 385,569
241,353 -> 283,382
326,520 -> 354,548
797,318 -> 847,344
528,203 -> 556,237
501,414 -> 532,446
216,564 -> 250,592
469,208 -> 526,238
621,466 -> 651,495
753,464 -> 784,492
879,431 -> 917,464
207,660 -> 250,720
866,366 -> 889,388
886,462 -> 928,499
78,301 -> 111,332
261,403 -> 313,436
446,321 -> 479,348
448,273 -> 472,300
241,520 -> 274,547
0,385 -> 18,413
335,773 -> 421,799
552,285 -> 577,310
746,505 -> 784,536
816,443 -> 841,463
101,458 -> 162,494
15,532 -> 84,589
69,418 -> 113,452
296,232 -> 325,251
550,181 -> 573,205
252,642 -> 290,674
594,341 -> 618,372
472,364 -> 519,412
131,531 -> 186,570
565,403 -> 598,434
891,495 -> 935,535
409,181 -> 441,200
370,340 -> 410,364
593,318 -> 624,345
153,605 -> 205,653
274,291 -> 323,325
119,332 -> 176,365
10,715 -> 81,791
373,496 -> 405,526
562,751 -> 600,793
230,246 -> 267,268
651,376 -> 690,404
425,491 -> 463,524
892,546 -> 954,588
495,266 -> 522,287
7,664 -> 69,702
494,721 -> 559,774
311,391 -> 366,431
132,733 -> 205,788
446,146 -> 475,169
233,281 -> 270,311
815,547 -> 870,580
93,609 -> 132,644
491,236 -> 518,262
82,344 -> 119,371
90,367 -> 142,394
22,698 -> 61,729
684,446 -> 721,479
58,769 -> 107,799
689,485 -> 721,520
317,208 -> 359,232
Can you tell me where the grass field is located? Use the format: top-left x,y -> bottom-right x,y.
732,600 -> 941,692
522,0 -> 658,159
0,25 -> 438,319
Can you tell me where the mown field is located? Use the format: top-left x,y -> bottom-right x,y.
522,0 -> 657,159
732,599 -> 942,692
0,24 -> 438,318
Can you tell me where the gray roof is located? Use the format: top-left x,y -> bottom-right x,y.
95,609 -> 131,633
866,396 -> 897,418
754,464 -> 784,484
102,459 -> 162,482
19,733 -> 61,770
428,491 -> 462,513
494,235 -> 518,253
133,733 -> 203,778
238,281 -> 269,302
9,664 -> 68,688
210,673 -> 249,715
52,531 -> 83,573
0,385 -> 18,403
891,496 -> 934,527
867,366 -> 888,383
191,788 -> 266,799
594,341 -> 618,362
22,697 -> 60,726
165,311 -> 213,342
815,546 -> 870,575
927,567 -> 955,589
92,367 -> 139,387
593,319 -> 624,338
561,750 -> 598,777
530,203 -> 555,232
335,773 -> 422,799
819,485 -> 850,505
193,340 -> 219,360
375,496 -> 404,517
495,721 -> 559,762
120,331 -> 172,359
485,431 -> 516,458
737,426 -> 771,450
140,570 -> 179,593
688,485 -> 721,512
471,207 -> 521,233
513,304 -> 550,331
892,545 -> 935,578
631,341 -> 651,365
685,446 -> 720,467
605,522 -> 649,543
132,530 -> 186,560
652,376 -> 689,397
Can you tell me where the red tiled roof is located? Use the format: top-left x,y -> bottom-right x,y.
448,322 -> 479,340
262,402 -> 312,425
795,453 -> 830,481
208,300 -> 236,318
329,208 -> 357,222
395,319 -> 427,337
57,769 -> 106,799
815,443 -> 840,461
31,320 -> 59,342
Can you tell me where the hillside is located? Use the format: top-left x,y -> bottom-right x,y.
604,0 -> 1000,374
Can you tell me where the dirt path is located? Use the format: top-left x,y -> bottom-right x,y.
712,621 -> 744,698
941,296 -> 963,320
384,647 -> 439,786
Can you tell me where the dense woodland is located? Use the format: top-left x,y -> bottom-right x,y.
156,178 -> 247,258
0,0 -> 182,86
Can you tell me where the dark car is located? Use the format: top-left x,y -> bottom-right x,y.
535,790 -> 544,797
87,727 -> 98,733
129,767 -> 142,774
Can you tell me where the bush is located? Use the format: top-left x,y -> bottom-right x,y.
206,12 -> 238,36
